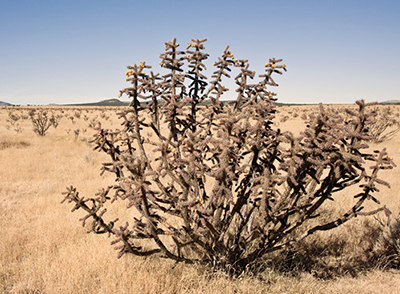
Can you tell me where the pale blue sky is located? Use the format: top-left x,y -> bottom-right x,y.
1,0 -> 399,105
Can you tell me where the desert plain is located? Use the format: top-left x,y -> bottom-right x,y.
1,103 -> 400,293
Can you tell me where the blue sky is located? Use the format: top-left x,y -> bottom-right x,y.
1,0 -> 399,105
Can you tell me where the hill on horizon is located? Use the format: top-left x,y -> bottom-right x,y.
380,100 -> 400,105
1,98 -> 399,107
0,101 -> 13,106
64,98 -> 400,107
65,98 -> 130,106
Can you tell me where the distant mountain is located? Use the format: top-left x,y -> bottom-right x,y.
67,98 -> 130,106
380,100 -> 400,105
0,101 -> 13,106
67,98 -> 308,107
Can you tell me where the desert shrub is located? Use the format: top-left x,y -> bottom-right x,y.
300,113 -> 308,120
74,129 -> 80,141
62,38 -> 395,275
372,214 -> 400,268
50,113 -> 61,128
29,109 -> 57,136
74,110 -> 81,119
14,124 -> 23,133
7,111 -> 20,125
367,106 -> 400,143
262,215 -> 400,279
280,115 -> 289,123
99,111 -> 107,119
87,116 -> 100,129
0,138 -> 30,150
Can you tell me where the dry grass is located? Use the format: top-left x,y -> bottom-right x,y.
1,105 -> 400,293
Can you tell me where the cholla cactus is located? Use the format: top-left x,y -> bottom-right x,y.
29,109 -> 57,136
367,106 -> 400,143
63,38 -> 395,275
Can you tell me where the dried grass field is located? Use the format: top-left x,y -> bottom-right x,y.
1,104 -> 400,293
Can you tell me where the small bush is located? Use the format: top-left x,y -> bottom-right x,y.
63,38 -> 395,275
7,111 -> 20,125
367,106 -> 400,143
0,138 -> 30,150
29,109 -> 58,136
373,214 -> 400,268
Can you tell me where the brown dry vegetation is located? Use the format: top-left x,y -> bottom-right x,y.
1,104 -> 400,293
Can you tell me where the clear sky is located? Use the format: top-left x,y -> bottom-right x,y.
1,0 -> 399,105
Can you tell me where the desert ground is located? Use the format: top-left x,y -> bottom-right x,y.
1,104 -> 400,293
